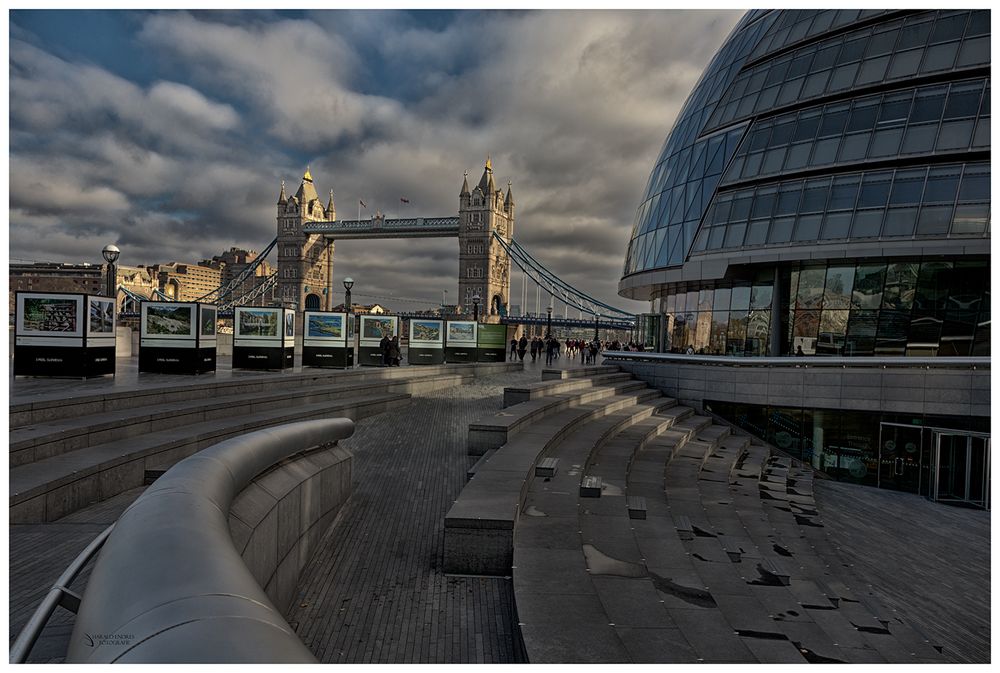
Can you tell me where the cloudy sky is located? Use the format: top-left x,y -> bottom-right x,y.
9,9 -> 742,312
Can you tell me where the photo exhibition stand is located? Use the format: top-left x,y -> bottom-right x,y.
233,307 -> 295,370
138,301 -> 218,375
444,320 -> 478,363
13,291 -> 117,378
358,315 -> 400,366
408,318 -> 445,365
476,323 -> 508,362
302,310 -> 354,368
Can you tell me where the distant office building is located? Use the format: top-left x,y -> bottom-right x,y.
153,262 -> 223,302
9,262 -> 104,314
618,9 -> 989,504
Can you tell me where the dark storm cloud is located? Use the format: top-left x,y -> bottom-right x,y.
9,9 -> 742,311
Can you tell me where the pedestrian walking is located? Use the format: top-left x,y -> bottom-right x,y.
518,335 -> 528,362
380,334 -> 391,366
390,336 -> 402,366
510,338 -> 518,361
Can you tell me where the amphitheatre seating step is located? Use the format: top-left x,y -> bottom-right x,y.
10,390 -> 408,524
468,379 -> 648,455
467,449 -> 497,480
443,391 -> 672,575
626,496 -> 647,519
9,362 -> 504,428
580,475 -> 603,497
503,371 -> 633,407
540,365 -> 620,381
534,457 -> 559,477
10,370 -> 472,467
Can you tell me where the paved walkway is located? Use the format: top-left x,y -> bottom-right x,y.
8,487 -> 145,663
814,481 -> 990,664
287,356 -> 554,663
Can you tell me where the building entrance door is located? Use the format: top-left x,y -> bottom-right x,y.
877,423 -> 926,494
931,432 -> 990,510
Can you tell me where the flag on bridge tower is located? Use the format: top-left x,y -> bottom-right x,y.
400,197 -> 410,204
359,199 -> 367,208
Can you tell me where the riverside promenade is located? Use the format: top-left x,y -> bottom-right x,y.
9,353 -> 990,663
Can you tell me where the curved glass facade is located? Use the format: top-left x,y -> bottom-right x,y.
623,9 -> 990,360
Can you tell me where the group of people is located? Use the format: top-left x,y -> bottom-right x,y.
509,335 -> 632,365
378,334 -> 402,366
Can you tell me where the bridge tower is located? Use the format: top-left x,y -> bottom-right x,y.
458,158 -> 514,318
276,168 -> 335,311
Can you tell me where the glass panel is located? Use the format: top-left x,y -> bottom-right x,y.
924,167 -> 961,203
768,216 -> 794,243
845,310 -> 878,355
858,172 -> 892,208
875,309 -> 911,354
800,180 -> 830,212
714,286 -> 732,312
818,309 -> 850,355
821,212 -> 852,239
793,214 -> 822,241
823,266 -> 855,308
723,222 -> 747,248
883,207 -> 918,237
852,264 -> 886,309
828,175 -> 860,210
750,282 -> 773,310
907,314 -> 943,355
958,167 -> 990,201
727,311 -> 748,354
709,311 -> 728,355
775,183 -> 803,216
730,285 -> 751,312
745,309 -> 770,356
914,261 -> 953,315
936,120 -> 974,150
792,310 -> 820,354
916,205 -> 954,235
952,204 -> 989,234
850,209 -> 885,238
698,288 -> 714,313
745,219 -> 769,246
882,262 -> 919,310
795,267 -> 826,310
900,124 -> 937,154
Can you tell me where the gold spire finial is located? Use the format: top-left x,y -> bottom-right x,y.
485,155 -> 492,171
303,166 -> 313,182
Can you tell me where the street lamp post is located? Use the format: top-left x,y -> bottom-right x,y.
343,277 -> 354,313
472,293 -> 481,322
102,244 -> 120,299
594,314 -> 600,341
546,304 -> 552,338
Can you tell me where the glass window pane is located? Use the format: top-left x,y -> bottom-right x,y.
936,120 -> 974,151
867,26 -> 900,56
810,137 -> 841,165
731,193 -> 753,221
876,310 -> 911,355
812,44 -> 840,70
845,310 -> 878,355
714,286 -> 732,312
882,262 -> 919,311
920,42 -> 958,72
818,309 -> 850,355
730,285 -> 751,312
838,132 -> 871,161
952,204 -> 989,234
837,37 -> 867,64
776,183 -> 803,216
801,180 -> 830,212
914,261 -> 953,315
898,19 -> 933,49
858,174 -> 892,208
750,282 -> 773,310
745,219 -> 769,246
888,49 -> 922,79
710,311 -> 729,354
882,207 -> 918,237
847,100 -> 879,131
958,168 -> 990,201
770,120 -> 796,145
762,147 -> 787,173
929,13 -> 968,43
943,86 -> 983,119
890,174 -> 925,205
900,124 -> 937,154
851,209 -> 885,237
724,222 -> 747,248
957,36 -> 990,67
752,190 -> 777,218
907,315 -> 943,355
851,263 -> 886,309
910,88 -> 947,123
821,212 -> 853,239
795,267 -> 826,310
879,96 -> 912,125
823,266 -> 855,308
829,63 -> 859,91
793,114 -> 821,142
915,205 -> 954,235
727,311 -> 748,354
924,168 -> 961,202
828,176 -> 860,210
856,56 -> 890,85
793,214 -> 822,241
768,217 -> 795,244
868,127 -> 903,157
707,226 -> 726,249
792,310 -> 820,354
819,108 -> 849,137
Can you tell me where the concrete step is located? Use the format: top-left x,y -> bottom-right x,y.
10,371 -> 472,468
540,364 -> 620,381
468,379 -> 649,456
10,390 -> 409,523
503,371 -> 632,407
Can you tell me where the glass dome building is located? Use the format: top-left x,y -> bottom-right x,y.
615,10 -> 989,504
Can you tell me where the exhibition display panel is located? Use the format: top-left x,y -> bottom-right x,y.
302,311 -> 354,368
233,307 -> 295,370
444,321 -> 478,363
14,292 -> 116,377
408,319 -> 445,365
139,301 -> 217,374
476,323 -> 508,362
358,315 -> 400,366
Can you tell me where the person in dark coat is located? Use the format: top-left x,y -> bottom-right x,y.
379,334 -> 391,366
510,338 -> 518,361
390,336 -> 402,366
517,335 -> 528,361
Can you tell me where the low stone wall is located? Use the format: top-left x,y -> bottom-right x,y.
610,357 -> 990,419
229,444 -> 353,616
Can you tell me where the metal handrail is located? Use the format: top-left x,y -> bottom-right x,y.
66,418 -> 354,663
9,524 -> 115,663
602,351 -> 990,368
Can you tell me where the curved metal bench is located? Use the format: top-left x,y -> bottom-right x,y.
66,418 -> 354,664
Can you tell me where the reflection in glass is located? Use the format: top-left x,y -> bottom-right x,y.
852,264 -> 887,308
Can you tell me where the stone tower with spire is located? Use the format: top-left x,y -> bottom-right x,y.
458,157 -> 514,318
276,168 -> 336,311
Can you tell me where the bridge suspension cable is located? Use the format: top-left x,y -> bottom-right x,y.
196,237 -> 278,304
493,233 -> 634,322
